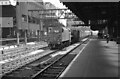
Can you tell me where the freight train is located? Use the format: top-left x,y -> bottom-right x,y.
42,20 -> 91,49
42,21 -> 71,49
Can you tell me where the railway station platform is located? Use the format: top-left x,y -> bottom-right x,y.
60,38 -> 119,78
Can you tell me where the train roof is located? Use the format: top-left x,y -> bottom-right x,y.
44,20 -> 65,27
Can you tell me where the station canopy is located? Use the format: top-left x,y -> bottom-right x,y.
60,0 -> 119,30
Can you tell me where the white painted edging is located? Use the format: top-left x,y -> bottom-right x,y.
59,40 -> 90,78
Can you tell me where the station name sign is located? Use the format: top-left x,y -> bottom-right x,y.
0,0 -> 17,6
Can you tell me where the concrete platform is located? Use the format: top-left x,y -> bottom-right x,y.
59,39 -> 119,78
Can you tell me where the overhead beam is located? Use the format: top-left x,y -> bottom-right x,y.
28,9 -> 78,19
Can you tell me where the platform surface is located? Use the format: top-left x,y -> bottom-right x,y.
60,38 -> 119,78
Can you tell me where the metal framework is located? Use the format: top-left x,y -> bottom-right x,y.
28,9 -> 77,20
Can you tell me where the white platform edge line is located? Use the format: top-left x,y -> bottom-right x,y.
59,40 -> 90,78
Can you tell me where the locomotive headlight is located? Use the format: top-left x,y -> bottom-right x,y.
44,32 -> 47,35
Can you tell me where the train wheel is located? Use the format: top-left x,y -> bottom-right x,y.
48,44 -> 54,50
48,44 -> 52,49
57,44 -> 60,50
59,43 -> 63,49
53,44 -> 56,49
55,44 -> 59,49
67,41 -> 70,46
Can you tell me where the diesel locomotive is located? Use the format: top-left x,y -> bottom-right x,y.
42,20 -> 91,49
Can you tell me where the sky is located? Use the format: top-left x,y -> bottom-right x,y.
43,0 -> 67,9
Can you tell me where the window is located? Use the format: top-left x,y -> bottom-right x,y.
22,15 -> 27,22
28,16 -> 32,23
48,27 -> 52,32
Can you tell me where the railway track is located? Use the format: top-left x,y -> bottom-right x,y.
0,42 -> 48,75
1,38 -> 89,79
33,53 -> 77,79
31,40 -> 86,79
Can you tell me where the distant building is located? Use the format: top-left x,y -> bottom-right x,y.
1,0 -> 45,38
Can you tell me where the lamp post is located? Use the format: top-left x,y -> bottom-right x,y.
15,1 -> 20,45
24,2 -> 29,44
39,10 -> 43,41
10,0 -> 19,45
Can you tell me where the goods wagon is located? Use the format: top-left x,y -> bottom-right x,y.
71,29 -> 80,44
70,26 -> 91,43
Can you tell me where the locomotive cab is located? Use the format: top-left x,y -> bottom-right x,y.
45,26 -> 71,49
